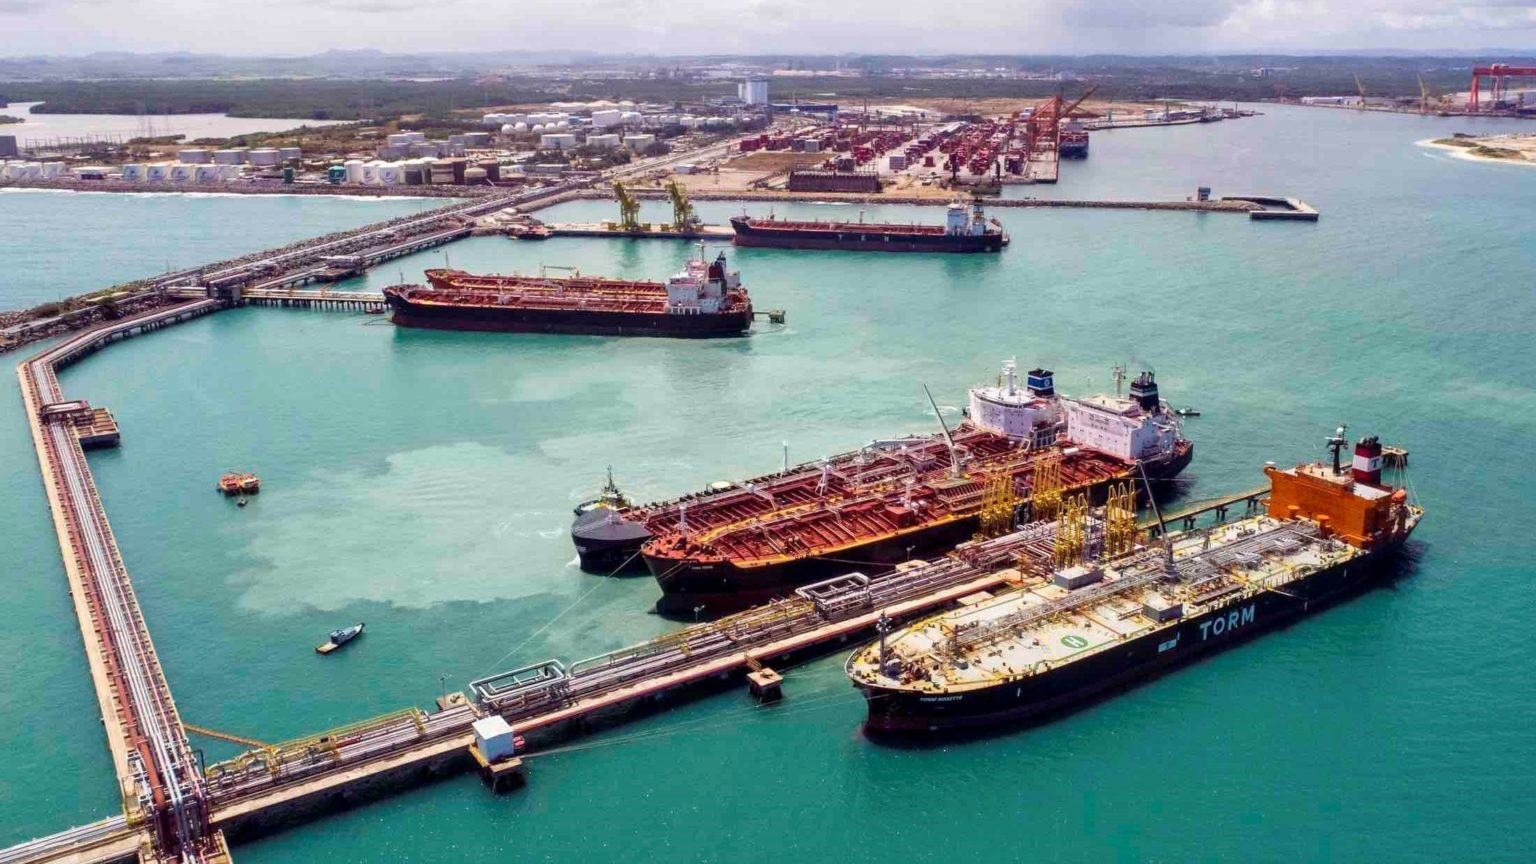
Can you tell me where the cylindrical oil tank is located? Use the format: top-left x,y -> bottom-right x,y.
195,165 -> 222,183
344,159 -> 365,184
169,163 -> 196,183
248,149 -> 281,167
178,149 -> 211,164
145,163 -> 170,182
360,162 -> 379,185
464,167 -> 487,185
377,162 -> 401,185
278,146 -> 302,161
213,149 -> 248,165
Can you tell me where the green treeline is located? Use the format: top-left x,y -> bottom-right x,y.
0,65 -> 1486,121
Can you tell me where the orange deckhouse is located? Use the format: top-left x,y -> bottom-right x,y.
1265,432 -> 1412,550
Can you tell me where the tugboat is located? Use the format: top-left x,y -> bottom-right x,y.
218,472 -> 261,499
571,468 -> 653,572
1175,407 -> 1201,417
316,622 -> 365,655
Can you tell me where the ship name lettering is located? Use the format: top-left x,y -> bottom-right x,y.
1200,604 -> 1256,640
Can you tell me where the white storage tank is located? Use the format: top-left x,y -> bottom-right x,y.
620,111 -> 643,125
248,149 -> 281,167
586,133 -> 622,150
169,163 -> 196,183
213,149 -> 248,165
540,133 -> 578,150
120,164 -> 146,182
623,133 -> 656,152
39,161 -> 64,179
278,147 -> 302,161
376,162 -> 402,185
218,164 -> 242,180
344,159 -> 365,184
360,162 -> 379,185
194,165 -> 223,183
387,133 -> 414,147
592,109 -> 623,128
464,166 -> 488,184
178,149 -> 211,164
145,163 -> 171,182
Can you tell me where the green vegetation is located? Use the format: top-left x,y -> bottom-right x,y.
1469,145 -> 1526,160
0,57 -> 1502,123
0,78 -> 730,120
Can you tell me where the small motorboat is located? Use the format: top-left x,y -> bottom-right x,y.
1175,408 -> 1202,418
316,622 -> 365,655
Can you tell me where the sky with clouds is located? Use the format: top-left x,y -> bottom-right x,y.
1,0 -> 1533,56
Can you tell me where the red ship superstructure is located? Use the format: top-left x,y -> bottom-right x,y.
571,363 -> 1193,616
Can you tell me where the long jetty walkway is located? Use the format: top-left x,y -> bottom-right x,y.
4,142 -> 1233,861
6,283 -> 1068,858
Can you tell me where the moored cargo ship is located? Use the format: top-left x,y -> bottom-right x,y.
729,202 -> 1006,253
383,247 -> 753,338
572,363 -> 1191,615
846,432 -> 1420,733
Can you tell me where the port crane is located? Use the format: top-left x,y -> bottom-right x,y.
612,181 -> 642,232
665,180 -> 700,232
1354,73 -> 1368,110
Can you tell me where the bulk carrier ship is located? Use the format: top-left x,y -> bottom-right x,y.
572,363 -> 1192,615
729,202 -> 1006,253
382,248 -> 753,338
846,432 -> 1420,733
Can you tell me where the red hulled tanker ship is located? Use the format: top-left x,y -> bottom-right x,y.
383,248 -> 753,337
571,364 -> 1192,615
729,202 -> 1006,253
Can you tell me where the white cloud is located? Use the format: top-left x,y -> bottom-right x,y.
3,0 -> 1536,53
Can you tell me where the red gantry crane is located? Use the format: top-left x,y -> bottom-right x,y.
1468,64 -> 1536,112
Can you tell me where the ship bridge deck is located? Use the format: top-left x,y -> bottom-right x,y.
850,516 -> 1360,693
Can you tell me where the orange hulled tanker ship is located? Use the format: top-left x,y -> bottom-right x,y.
383,247 -> 753,338
571,363 -> 1192,615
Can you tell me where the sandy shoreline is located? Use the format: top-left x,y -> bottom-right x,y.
1416,137 -> 1536,167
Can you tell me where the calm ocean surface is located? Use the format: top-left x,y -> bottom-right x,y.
1,105 -> 1532,862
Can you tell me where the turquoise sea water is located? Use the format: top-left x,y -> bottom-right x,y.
2,105 -> 1533,861
0,191 -> 449,309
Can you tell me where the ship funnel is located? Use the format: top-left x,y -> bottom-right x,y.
1352,435 -> 1383,486
1026,368 -> 1055,397
1129,371 -> 1159,412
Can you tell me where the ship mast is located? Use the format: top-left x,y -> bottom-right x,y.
1327,424 -> 1349,475
923,384 -> 962,478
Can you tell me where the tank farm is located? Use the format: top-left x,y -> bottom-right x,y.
2,126 -> 1387,864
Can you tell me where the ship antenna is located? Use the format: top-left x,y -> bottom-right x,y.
1113,364 -> 1126,398
923,384 -> 962,478
1327,424 -> 1348,475
782,441 -> 789,475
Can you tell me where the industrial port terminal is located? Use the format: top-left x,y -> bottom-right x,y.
7,75 -> 1446,864
0,119 -> 1314,861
